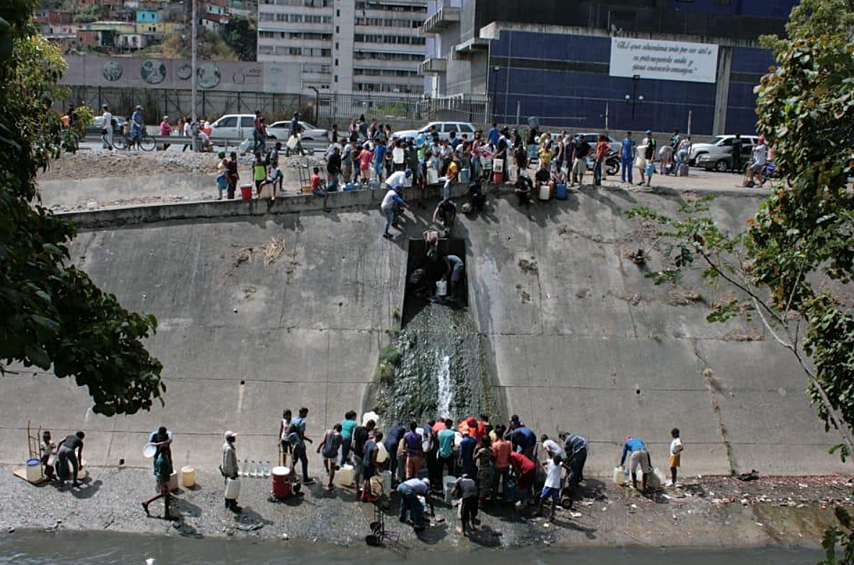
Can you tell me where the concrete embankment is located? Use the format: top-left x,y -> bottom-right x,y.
0,182 -> 846,482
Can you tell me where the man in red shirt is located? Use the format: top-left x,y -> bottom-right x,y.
510,451 -> 536,507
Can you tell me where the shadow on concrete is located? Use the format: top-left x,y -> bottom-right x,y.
467,523 -> 503,547
416,521 -> 449,545
69,478 -> 102,499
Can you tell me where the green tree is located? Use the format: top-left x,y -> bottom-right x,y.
0,0 -> 164,416
626,2 -> 854,558
220,16 -> 256,62
154,28 -> 237,60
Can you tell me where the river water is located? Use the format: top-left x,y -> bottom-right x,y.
0,530 -> 821,565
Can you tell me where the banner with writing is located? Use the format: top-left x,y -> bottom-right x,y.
609,38 -> 719,84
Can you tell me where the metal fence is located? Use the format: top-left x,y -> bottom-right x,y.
315,91 -> 491,129
65,86 -> 311,125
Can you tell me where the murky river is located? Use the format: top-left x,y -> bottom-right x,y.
0,530 -> 820,565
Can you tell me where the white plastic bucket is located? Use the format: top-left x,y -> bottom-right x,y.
380,470 -> 392,494
142,444 -> 157,458
181,466 -> 196,488
26,458 -> 42,483
613,466 -> 628,486
436,280 -> 448,297
169,471 -> 179,492
225,477 -> 241,500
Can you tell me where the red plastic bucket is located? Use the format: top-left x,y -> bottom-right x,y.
240,185 -> 253,200
272,466 -> 292,499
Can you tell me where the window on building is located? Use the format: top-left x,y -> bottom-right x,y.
714,0 -> 731,4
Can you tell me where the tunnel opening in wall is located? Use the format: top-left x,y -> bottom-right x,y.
373,238 -> 496,426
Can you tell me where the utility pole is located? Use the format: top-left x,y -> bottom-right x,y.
191,0 -> 198,151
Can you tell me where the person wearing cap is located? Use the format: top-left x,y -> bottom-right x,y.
620,436 -> 652,491
159,116 -> 172,150
221,431 -> 241,512
384,168 -> 411,192
100,104 -> 114,150
131,105 -> 144,150
397,477 -> 434,531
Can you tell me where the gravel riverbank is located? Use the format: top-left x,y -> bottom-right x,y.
1,465 -> 849,549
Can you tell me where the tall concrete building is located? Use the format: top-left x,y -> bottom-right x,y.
422,0 -> 798,135
257,0 -> 428,94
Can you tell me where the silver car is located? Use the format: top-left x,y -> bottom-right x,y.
689,135 -> 758,168
267,121 -> 328,144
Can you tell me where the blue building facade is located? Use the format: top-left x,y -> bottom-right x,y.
423,0 -> 790,135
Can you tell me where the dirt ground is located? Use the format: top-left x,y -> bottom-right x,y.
1,464 -> 850,549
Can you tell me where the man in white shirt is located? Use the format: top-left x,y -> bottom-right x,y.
385,169 -> 412,191
540,434 -> 565,459
747,135 -> 768,185
100,104 -> 113,149
536,454 -> 563,521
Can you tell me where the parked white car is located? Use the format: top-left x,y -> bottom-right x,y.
393,122 -> 477,143
267,121 -> 328,143
689,134 -> 759,166
209,114 -> 257,139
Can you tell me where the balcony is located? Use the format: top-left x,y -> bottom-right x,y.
421,6 -> 460,34
454,36 -> 489,56
419,56 -> 446,74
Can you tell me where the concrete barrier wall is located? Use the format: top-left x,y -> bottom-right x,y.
0,183 -> 842,479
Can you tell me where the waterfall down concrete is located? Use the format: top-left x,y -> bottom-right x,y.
376,302 -> 497,425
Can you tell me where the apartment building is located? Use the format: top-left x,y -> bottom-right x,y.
257,0 -> 428,93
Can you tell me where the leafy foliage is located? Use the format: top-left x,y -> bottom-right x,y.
624,26 -> 854,459
0,0 -> 164,415
220,16 -> 256,62
154,28 -> 237,61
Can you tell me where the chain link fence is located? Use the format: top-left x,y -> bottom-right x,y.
65,86 -> 311,125
315,91 -> 491,129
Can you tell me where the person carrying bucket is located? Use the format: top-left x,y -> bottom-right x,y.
221,431 -> 241,513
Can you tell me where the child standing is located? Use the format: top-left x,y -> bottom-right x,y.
40,431 -> 56,481
253,152 -> 267,197
216,152 -> 228,200
669,428 -> 683,487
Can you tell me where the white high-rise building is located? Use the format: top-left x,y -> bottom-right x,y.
257,0 -> 428,93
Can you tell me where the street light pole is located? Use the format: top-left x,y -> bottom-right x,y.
491,66 -> 499,124
191,0 -> 198,151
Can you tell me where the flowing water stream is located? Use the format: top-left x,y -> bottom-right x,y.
376,301 -> 497,424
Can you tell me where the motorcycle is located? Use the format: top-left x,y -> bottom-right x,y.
585,150 -> 621,176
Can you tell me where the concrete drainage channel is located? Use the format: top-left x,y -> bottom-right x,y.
373,238 -> 499,424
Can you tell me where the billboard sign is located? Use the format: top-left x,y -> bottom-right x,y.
609,38 -> 719,84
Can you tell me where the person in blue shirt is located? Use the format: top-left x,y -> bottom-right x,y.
380,185 -> 409,240
374,142 -> 388,181
290,407 -> 314,484
620,131 -> 636,184
459,434 -> 477,477
510,424 -> 536,460
619,436 -> 653,491
487,123 -> 500,146
131,105 -> 144,149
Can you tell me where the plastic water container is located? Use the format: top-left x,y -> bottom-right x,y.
169,471 -> 179,492
272,466 -> 292,499
26,458 -> 42,483
142,443 -> 157,458
376,442 -> 389,464
380,470 -> 392,494
539,184 -> 551,201
362,411 -> 380,426
335,464 -> 355,487
343,183 -> 358,191
443,475 -> 457,504
613,466 -> 628,486
240,185 -> 253,199
181,466 -> 196,488
556,183 -> 567,200
225,477 -> 241,500
493,159 -> 504,174
435,280 -> 448,297
460,168 -> 471,184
